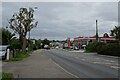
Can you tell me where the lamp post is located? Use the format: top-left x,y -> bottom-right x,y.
28,7 -> 38,51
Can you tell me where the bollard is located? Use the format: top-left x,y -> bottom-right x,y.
7,48 -> 10,60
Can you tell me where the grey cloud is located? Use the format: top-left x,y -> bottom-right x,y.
93,2 -> 118,22
2,2 -> 118,40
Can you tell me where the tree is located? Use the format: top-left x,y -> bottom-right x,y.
103,33 -> 109,37
110,26 -> 120,43
8,8 -> 38,52
0,28 -> 15,45
42,38 -> 50,45
9,39 -> 21,50
31,39 -> 41,50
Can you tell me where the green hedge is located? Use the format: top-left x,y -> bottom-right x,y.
85,41 -> 102,52
97,43 -> 120,57
86,41 -> 120,57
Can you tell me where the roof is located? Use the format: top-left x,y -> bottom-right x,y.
74,36 -> 115,40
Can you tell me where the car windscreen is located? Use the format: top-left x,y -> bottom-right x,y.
0,46 -> 7,51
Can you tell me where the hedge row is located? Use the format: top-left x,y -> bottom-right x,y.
97,43 -> 120,57
86,41 -> 120,57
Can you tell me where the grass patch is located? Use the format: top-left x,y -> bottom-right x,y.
64,48 -> 73,51
0,72 -> 13,80
84,50 -> 96,53
7,51 -> 32,61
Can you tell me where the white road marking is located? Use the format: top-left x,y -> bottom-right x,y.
104,63 -> 112,65
110,66 -> 120,70
87,57 -> 118,64
103,59 -> 113,62
69,50 -> 84,53
50,59 -> 79,78
99,55 -> 119,59
81,59 -> 86,61
93,62 -> 101,64
93,61 -> 117,65
109,61 -> 116,63
95,58 -> 100,59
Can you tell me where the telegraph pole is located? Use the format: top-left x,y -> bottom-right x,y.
96,20 -> 99,41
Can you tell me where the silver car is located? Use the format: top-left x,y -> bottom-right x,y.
0,45 -> 8,60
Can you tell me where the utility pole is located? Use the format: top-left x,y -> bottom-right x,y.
96,20 -> 99,41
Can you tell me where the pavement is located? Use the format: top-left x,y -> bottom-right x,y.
2,49 -> 75,78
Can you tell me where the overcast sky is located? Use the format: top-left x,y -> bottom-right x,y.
2,2 -> 118,40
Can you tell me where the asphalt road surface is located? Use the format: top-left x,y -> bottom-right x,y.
2,50 -> 75,78
44,49 -> 119,78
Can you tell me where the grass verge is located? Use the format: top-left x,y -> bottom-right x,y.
5,51 -> 32,61
84,50 -> 96,53
63,48 -> 73,51
0,72 -> 13,80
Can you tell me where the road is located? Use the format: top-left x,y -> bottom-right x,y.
2,49 -> 119,78
44,49 -> 119,78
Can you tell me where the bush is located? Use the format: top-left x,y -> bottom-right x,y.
86,41 -> 120,57
9,39 -> 21,50
96,42 -> 106,52
86,41 -> 100,52
97,43 -> 120,57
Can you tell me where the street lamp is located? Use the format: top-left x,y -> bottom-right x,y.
28,7 -> 38,50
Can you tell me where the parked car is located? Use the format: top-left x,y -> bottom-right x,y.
82,45 -> 86,49
74,46 -> 79,50
44,45 -> 50,49
55,46 -> 59,49
0,45 -> 8,60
